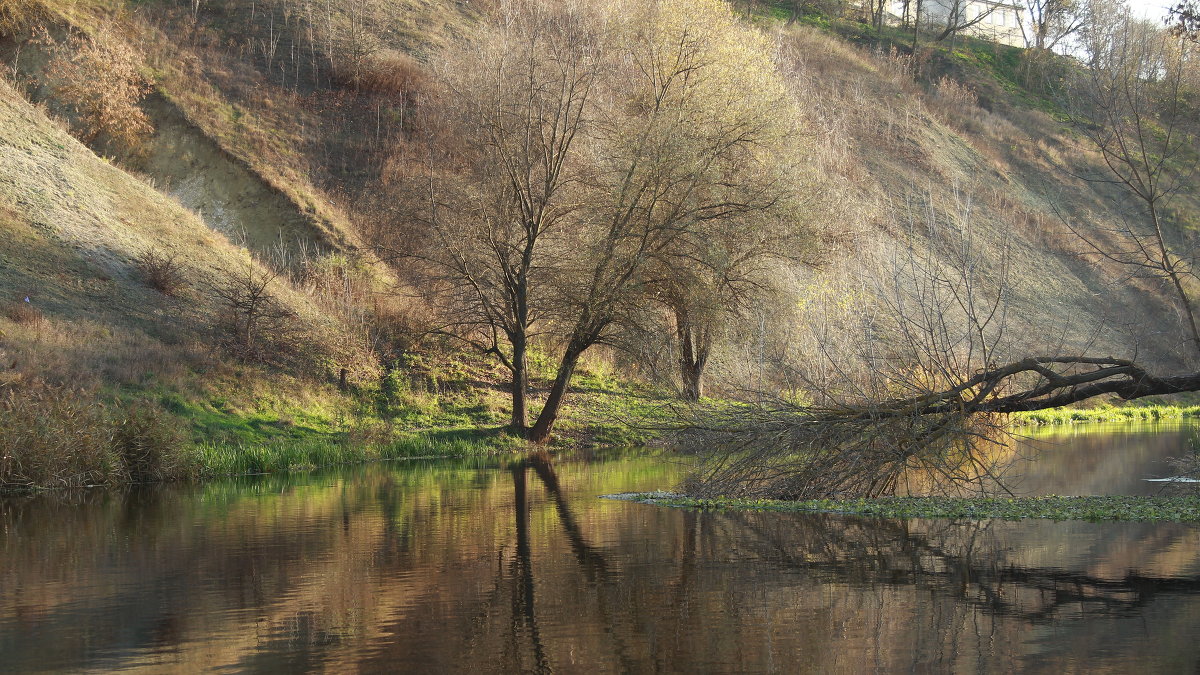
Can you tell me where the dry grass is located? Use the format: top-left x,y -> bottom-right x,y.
331,50 -> 427,97
0,385 -> 193,489
0,0 -> 50,36
0,314 -> 207,390
3,299 -> 43,326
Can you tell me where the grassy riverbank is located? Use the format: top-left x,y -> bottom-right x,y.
1010,404 -> 1200,426
616,494 -> 1200,522
0,352 -> 670,491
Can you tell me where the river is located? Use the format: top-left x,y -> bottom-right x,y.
2,424 -> 1199,672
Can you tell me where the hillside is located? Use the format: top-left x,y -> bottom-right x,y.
778,24 -> 1194,369
1,0 -> 1198,485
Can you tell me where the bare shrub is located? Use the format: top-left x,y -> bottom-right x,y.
202,259 -> 299,363
135,248 -> 186,296
40,24 -> 154,148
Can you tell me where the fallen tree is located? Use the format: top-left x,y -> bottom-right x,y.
821,355 -> 1200,419
675,357 -> 1200,501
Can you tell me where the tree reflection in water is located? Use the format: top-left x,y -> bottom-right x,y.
719,510 -> 1200,623
2,451 -> 1200,672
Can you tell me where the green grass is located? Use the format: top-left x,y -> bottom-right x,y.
619,494 -> 1200,522
195,428 -> 525,477
1010,405 -> 1200,426
142,351 -> 672,480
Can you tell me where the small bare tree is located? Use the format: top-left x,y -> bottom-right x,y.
203,258 -> 297,362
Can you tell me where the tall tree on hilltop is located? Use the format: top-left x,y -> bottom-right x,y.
1021,0 -> 1083,50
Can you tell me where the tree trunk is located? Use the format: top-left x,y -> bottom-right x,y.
681,359 -> 705,401
527,343 -> 585,444
912,0 -> 921,50
674,308 -> 710,402
510,332 -> 529,433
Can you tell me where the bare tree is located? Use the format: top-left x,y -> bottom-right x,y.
397,0 -> 603,435
1021,0 -> 1083,50
392,0 -> 811,442
933,0 -> 1002,44
1065,13 -> 1200,359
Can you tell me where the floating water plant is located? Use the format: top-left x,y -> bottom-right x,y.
609,493 -> 1200,522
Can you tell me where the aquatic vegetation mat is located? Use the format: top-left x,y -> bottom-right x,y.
610,493 -> 1200,522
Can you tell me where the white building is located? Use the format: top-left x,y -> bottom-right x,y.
877,0 -> 1027,47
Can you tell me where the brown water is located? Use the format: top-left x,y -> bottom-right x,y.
2,427 -> 1200,673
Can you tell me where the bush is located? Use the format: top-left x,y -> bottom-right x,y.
136,248 -> 186,296
40,24 -> 153,148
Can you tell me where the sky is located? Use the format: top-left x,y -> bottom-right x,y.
1126,0 -> 1173,22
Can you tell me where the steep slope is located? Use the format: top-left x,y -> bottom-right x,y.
0,73 -> 367,413
775,25 -> 1193,376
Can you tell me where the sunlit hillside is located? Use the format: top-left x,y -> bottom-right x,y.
2,0 -> 1198,485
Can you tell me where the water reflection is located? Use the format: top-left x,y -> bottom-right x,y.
0,432 -> 1198,672
1014,422 -> 1200,495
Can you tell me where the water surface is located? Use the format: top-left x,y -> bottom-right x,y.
2,427 -> 1199,672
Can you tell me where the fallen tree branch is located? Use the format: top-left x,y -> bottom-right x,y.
674,357 -> 1200,501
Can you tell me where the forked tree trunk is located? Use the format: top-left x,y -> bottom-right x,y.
674,307 -> 711,402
